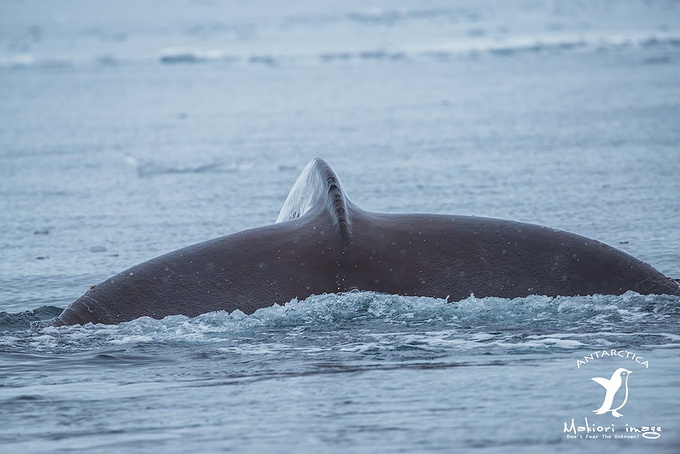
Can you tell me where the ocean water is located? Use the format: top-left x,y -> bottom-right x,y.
1,0 -> 680,452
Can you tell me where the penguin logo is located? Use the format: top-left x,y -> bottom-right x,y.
591,368 -> 632,418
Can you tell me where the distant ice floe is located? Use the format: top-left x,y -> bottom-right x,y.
0,53 -> 36,67
157,47 -> 226,64
154,33 -> 680,66
0,53 -> 105,69
395,33 -> 680,59
0,53 -> 79,69
152,33 -> 680,67
1,33 -> 677,70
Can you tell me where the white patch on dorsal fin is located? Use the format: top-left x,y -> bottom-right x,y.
276,158 -> 352,239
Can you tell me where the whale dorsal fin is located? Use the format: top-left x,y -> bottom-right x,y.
276,158 -> 352,239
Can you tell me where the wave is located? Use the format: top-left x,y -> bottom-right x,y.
124,156 -> 253,177
0,305 -> 63,331
2,292 -> 679,356
345,7 -> 467,26
2,34 -> 678,71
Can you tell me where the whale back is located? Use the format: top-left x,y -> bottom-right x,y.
48,158 -> 680,326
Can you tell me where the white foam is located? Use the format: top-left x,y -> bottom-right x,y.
7,291 -> 678,354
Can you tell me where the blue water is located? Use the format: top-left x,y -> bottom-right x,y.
2,1 -> 680,452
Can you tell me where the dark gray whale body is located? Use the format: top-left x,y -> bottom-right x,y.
51,159 -> 680,325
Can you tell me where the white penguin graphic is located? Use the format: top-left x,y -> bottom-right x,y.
592,368 -> 632,418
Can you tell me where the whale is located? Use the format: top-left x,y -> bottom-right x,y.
49,158 -> 680,326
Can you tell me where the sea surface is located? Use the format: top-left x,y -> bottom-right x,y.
1,1 -> 680,452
